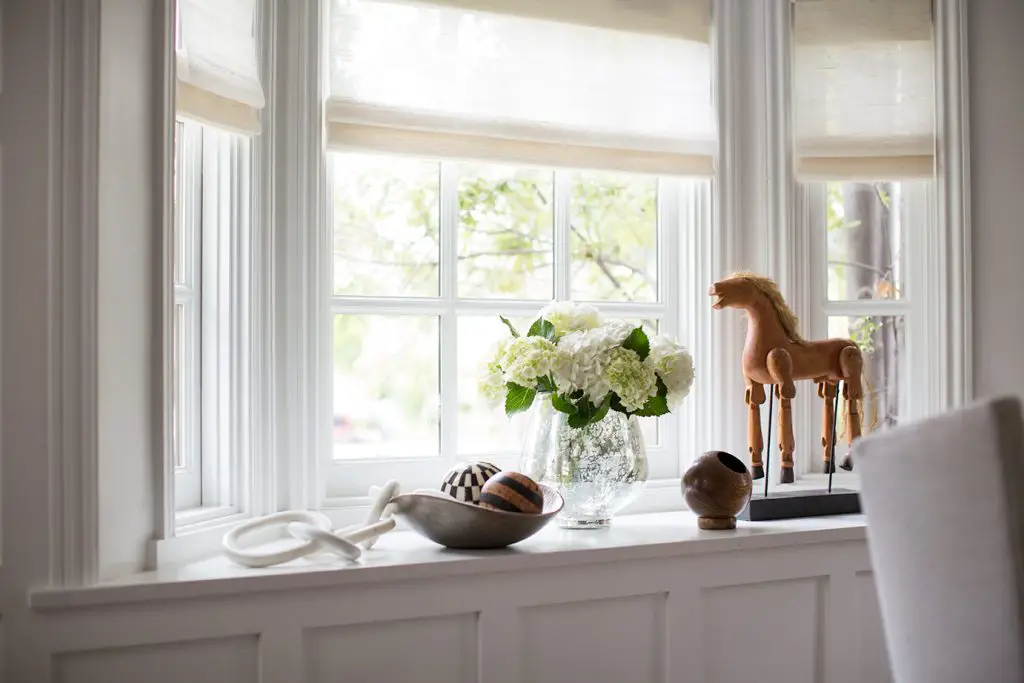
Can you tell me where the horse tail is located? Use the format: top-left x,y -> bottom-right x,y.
838,345 -> 874,442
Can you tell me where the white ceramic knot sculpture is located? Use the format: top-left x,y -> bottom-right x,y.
222,480 -> 401,568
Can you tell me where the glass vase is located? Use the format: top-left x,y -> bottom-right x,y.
520,398 -> 648,528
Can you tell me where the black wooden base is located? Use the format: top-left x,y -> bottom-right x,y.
737,489 -> 861,521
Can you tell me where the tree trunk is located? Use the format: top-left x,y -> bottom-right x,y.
841,183 -> 901,430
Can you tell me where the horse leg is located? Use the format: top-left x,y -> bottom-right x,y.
767,348 -> 796,484
819,381 -> 838,473
839,345 -> 864,471
746,380 -> 766,480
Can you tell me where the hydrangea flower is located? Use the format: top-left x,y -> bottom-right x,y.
478,364 -> 505,408
538,302 -> 601,339
502,336 -> 557,388
646,334 -> 695,409
604,346 -> 658,412
552,321 -> 635,402
480,305 -> 695,427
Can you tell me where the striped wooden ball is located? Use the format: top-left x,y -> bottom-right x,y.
479,472 -> 543,515
440,461 -> 502,504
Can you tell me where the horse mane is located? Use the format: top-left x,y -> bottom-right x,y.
729,272 -> 806,343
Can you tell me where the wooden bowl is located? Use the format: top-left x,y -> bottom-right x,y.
682,451 -> 753,530
389,484 -> 564,549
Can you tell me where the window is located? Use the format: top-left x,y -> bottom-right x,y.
322,0 -> 714,498
173,121 -> 203,510
172,118 -> 254,521
159,0 -> 970,540
794,0 -> 935,467
172,0 -> 264,524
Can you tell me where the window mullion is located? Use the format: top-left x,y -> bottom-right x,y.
553,170 -> 571,301
439,162 -> 459,465
657,178 -> 681,479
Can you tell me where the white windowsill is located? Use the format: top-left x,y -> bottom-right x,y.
150,473 -> 860,567
31,507 -> 867,612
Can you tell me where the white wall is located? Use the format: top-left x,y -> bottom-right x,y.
969,0 -> 1024,398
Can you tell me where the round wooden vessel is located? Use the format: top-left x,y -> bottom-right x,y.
682,451 -> 753,530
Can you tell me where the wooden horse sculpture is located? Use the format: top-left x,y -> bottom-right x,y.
709,273 -> 864,483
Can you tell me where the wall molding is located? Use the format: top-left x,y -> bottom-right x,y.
22,533 -> 886,682
934,0 -> 973,407
711,0 -> 748,461
155,0 -> 177,542
277,0 -> 328,510
249,0 -> 279,519
48,0 -> 101,586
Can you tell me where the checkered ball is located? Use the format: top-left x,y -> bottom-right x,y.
440,461 -> 502,504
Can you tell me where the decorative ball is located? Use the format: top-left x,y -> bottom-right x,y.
682,450 -> 753,530
479,471 -> 543,515
440,461 -> 502,504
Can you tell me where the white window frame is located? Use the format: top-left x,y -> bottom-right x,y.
798,180 -> 930,473
173,120 -> 204,511
173,120 -> 253,530
320,162 -> 711,502
134,0 -> 970,569
275,0 -> 972,521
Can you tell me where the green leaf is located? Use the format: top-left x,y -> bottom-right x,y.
592,394 -> 613,423
504,383 -> 536,416
536,375 -> 558,393
622,326 -> 650,361
527,317 -> 556,341
499,316 -> 520,338
551,393 -> 578,415
566,396 -> 598,428
567,413 -> 590,429
634,395 -> 670,417
655,377 -> 668,399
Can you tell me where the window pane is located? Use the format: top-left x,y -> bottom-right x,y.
332,153 -> 440,297
173,303 -> 185,470
457,315 -> 533,454
570,171 -> 658,302
828,315 -> 904,436
173,121 -> 184,286
333,315 -> 440,459
457,163 -> 553,299
827,181 -> 903,301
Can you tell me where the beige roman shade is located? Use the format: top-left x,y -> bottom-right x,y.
794,0 -> 935,180
177,0 -> 265,135
326,0 -> 715,176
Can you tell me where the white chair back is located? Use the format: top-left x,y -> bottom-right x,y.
855,396 -> 1024,683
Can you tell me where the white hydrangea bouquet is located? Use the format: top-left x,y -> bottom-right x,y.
480,302 -> 695,428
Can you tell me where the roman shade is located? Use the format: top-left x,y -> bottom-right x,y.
794,0 -> 935,180
326,0 -> 715,176
177,0 -> 265,135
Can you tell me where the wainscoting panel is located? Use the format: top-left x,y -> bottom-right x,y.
15,532 -> 880,682
52,635 -> 259,683
856,571 -> 893,683
700,577 -> 826,683
304,613 -> 478,683
520,593 -> 667,683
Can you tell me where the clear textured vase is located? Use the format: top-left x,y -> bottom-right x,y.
520,398 -> 648,528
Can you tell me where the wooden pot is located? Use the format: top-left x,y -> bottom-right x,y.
682,451 -> 753,530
